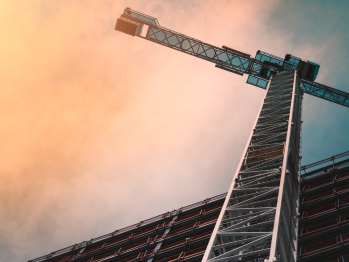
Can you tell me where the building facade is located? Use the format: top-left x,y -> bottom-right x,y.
29,194 -> 226,262
298,152 -> 349,262
29,151 -> 349,262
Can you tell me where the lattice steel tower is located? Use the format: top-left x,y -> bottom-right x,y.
114,7 -> 349,262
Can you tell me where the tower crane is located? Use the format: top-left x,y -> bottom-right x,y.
115,7 -> 349,262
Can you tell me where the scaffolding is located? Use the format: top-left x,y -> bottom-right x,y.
298,152 -> 349,262
29,152 -> 349,262
28,194 -> 225,262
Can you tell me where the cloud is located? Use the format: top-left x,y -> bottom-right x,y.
10,1 -> 349,261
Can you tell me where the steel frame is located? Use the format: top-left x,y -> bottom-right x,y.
143,25 -> 272,79
29,153 -> 349,262
146,215 -> 178,262
300,79 -> 349,107
116,7 -> 349,108
202,71 -> 301,262
298,159 -> 349,262
301,150 -> 349,172
144,22 -> 349,108
29,194 -> 226,262
34,7 -> 349,262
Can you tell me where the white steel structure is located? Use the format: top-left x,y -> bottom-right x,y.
113,7 -> 349,262
24,6 -> 349,262
203,71 -> 301,262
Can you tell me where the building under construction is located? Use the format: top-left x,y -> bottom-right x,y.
111,8 -> 349,261
29,7 -> 349,262
29,151 -> 349,262
298,152 -> 349,262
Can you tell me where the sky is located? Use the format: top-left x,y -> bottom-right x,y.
0,1 -> 348,261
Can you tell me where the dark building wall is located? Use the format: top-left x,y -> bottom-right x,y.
29,152 -> 349,262
298,156 -> 349,262
29,194 -> 225,262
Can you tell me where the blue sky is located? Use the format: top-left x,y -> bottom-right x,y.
1,1 -> 348,261
267,1 -> 349,164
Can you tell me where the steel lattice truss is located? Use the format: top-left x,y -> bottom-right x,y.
115,7 -> 349,108
114,7 -> 349,262
301,80 -> 349,107
203,71 -> 301,262
145,26 -> 266,78
144,26 -> 349,108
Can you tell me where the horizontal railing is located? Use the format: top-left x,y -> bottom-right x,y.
44,210 -> 221,262
301,171 -> 349,193
155,244 -> 208,262
299,213 -> 349,237
326,254 -> 349,262
29,193 -> 226,262
302,196 -> 349,219
301,160 -> 349,181
299,237 -> 338,257
299,229 -> 349,257
301,151 -> 349,172
302,182 -> 349,205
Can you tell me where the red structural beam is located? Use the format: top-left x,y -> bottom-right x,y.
302,171 -> 349,193
30,193 -> 226,262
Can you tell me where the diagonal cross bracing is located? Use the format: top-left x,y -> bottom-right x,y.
116,8 -> 349,108
203,71 -> 301,262
142,25 -> 277,78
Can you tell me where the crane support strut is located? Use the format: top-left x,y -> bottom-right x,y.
115,7 -> 349,108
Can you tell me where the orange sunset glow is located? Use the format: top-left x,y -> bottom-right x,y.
1,1 -> 347,261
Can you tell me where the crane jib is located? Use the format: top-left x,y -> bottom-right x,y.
145,26 -> 266,76
116,10 -> 278,79
115,7 -> 349,109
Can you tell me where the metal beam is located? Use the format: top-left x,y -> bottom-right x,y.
203,71 -> 301,262
301,79 -> 349,108
116,7 -> 349,109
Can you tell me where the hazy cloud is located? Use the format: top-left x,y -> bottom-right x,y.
1,1 -> 348,261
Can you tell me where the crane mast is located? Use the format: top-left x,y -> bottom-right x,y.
115,7 -> 349,262
201,71 -> 301,262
